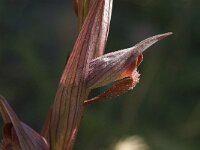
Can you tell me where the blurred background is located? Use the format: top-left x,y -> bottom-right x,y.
0,0 -> 200,149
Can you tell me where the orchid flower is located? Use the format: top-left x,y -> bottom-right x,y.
0,0 -> 172,149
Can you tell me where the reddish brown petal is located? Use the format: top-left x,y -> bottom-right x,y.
121,55 -> 142,78
136,54 -> 143,66
84,73 -> 139,105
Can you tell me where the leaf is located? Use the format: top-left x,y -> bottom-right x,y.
40,108 -> 52,143
86,32 -> 172,89
48,0 -> 113,149
77,0 -> 89,29
75,0 -> 112,57
0,95 -> 49,150
92,0 -> 113,57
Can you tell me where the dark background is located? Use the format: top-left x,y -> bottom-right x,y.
1,0 -> 200,149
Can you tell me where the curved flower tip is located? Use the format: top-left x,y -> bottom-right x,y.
86,32 -> 172,89
156,32 -> 173,41
134,32 -> 173,53
84,32 -> 172,105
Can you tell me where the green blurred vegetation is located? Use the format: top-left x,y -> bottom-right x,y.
0,0 -> 200,149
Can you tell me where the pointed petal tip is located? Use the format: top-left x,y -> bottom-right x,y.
157,32 -> 173,40
137,32 -> 173,53
163,32 -> 173,35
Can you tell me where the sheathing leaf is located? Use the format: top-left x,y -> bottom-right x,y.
48,0 -> 113,149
